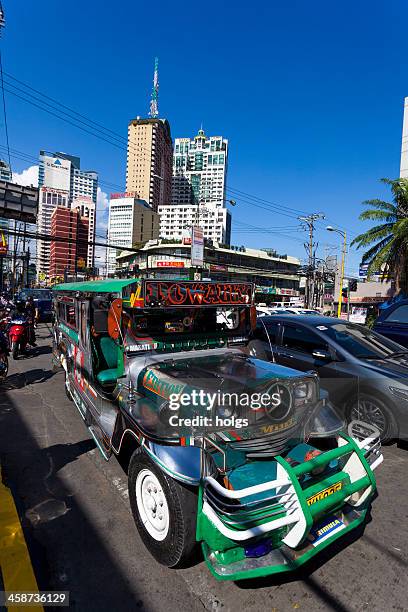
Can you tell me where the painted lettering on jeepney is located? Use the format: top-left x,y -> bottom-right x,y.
129,285 -> 144,308
144,281 -> 253,307
142,368 -> 185,399
74,345 -> 85,390
260,418 -> 294,434
307,482 -> 343,506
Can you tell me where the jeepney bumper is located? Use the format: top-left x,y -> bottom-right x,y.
197,421 -> 382,581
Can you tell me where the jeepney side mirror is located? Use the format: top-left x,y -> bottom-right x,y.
108,298 -> 123,341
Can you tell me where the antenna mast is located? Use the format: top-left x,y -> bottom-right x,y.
149,57 -> 159,118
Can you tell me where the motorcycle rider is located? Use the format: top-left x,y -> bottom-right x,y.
24,296 -> 38,347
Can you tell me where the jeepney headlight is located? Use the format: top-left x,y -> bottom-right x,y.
294,381 -> 314,405
304,401 -> 346,438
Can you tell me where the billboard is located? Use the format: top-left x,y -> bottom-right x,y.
191,225 -> 204,267
42,155 -> 71,191
0,181 -> 39,223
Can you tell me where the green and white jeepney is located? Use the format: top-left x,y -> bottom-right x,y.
52,278 -> 382,581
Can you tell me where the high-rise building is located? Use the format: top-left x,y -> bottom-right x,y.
164,129 -> 231,244
172,129 -> 228,208
400,97 -> 408,178
0,160 -> 11,182
126,118 -> 172,211
37,151 -> 98,280
107,193 -> 160,274
71,196 -> 96,269
0,160 -> 12,233
158,204 -> 231,245
49,206 -> 89,280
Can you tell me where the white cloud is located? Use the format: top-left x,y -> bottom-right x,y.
12,165 -> 39,187
96,186 -> 109,235
96,186 -> 109,212
95,187 -> 110,273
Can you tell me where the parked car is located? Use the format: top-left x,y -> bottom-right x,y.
373,299 -> 408,348
284,308 -> 321,315
16,288 -> 53,322
248,314 -> 408,442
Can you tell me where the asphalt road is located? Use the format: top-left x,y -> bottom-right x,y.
0,325 -> 407,612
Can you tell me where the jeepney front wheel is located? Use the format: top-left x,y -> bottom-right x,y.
128,449 -> 197,567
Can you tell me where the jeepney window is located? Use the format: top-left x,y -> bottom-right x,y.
67,305 -> 76,327
57,298 -> 77,330
80,302 -> 87,344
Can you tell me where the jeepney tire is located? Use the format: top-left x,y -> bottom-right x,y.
346,392 -> 398,444
128,449 -> 198,568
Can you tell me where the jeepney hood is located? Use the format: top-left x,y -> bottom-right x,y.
134,347 -> 315,397
123,347 -> 322,446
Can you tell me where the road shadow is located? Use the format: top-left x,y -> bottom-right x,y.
0,368 -> 55,390
0,393 -> 148,612
32,345 -> 53,356
234,515 -> 370,612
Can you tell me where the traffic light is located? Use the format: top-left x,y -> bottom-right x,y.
349,279 -> 358,292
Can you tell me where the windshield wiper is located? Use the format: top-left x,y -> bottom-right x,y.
358,350 -> 408,360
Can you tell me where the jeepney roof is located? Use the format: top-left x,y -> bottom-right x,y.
52,278 -> 140,294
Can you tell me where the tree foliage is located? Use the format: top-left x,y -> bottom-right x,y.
351,178 -> 408,293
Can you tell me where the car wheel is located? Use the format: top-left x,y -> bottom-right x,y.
347,392 -> 397,443
128,449 -> 197,567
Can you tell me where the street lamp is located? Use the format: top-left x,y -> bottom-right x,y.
326,226 -> 347,318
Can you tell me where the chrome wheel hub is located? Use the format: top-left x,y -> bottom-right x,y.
351,399 -> 387,435
136,468 -> 169,541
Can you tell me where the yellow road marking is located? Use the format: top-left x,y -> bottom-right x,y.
0,472 -> 43,611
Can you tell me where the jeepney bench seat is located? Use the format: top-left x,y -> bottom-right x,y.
94,336 -> 119,387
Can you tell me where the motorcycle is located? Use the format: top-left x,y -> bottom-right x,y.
9,316 -> 29,359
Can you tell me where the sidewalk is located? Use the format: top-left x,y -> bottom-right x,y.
0,465 -> 43,611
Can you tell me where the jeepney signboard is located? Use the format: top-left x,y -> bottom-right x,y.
144,280 -> 254,307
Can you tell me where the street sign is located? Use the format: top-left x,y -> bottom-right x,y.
191,226 -> 204,267
0,231 -> 7,255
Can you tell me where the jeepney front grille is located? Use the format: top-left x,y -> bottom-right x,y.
226,423 -> 300,458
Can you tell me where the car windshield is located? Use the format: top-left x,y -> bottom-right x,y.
319,322 -> 406,359
19,289 -> 52,300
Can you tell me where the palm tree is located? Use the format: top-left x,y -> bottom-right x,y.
351,178 -> 408,294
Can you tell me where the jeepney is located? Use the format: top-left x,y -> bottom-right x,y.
52,278 -> 382,581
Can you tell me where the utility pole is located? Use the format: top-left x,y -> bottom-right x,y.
298,213 -> 325,308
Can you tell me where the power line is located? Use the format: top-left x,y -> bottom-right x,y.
1,71 -> 321,223
0,70 -> 364,252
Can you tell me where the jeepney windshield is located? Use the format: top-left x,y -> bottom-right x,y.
123,306 -> 250,353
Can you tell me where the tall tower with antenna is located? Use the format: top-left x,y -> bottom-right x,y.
149,57 -> 159,118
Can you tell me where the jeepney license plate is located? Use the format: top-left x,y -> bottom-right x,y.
308,516 -> 345,547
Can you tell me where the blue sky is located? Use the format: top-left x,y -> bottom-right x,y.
4,0 -> 408,274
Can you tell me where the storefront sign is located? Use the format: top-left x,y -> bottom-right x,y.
157,261 -> 185,268
210,264 -> 227,272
